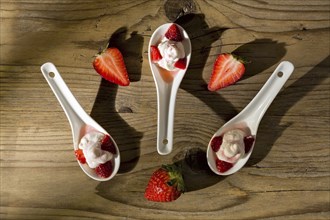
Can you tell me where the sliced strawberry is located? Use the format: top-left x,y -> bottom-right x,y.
150,45 -> 162,63
210,136 -> 222,152
101,135 -> 116,154
174,58 -> 186,69
165,23 -> 183,42
95,161 -> 113,178
74,149 -> 86,164
208,53 -> 246,91
244,135 -> 255,153
93,47 -> 130,86
216,158 -> 233,173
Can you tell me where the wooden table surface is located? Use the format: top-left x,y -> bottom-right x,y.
1,0 -> 329,219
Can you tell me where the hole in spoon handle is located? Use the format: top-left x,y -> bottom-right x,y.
244,61 -> 294,130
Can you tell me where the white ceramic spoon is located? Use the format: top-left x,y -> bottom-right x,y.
148,23 -> 192,155
207,61 -> 294,175
40,62 -> 120,181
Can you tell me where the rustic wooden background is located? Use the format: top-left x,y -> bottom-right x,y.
1,0 -> 329,219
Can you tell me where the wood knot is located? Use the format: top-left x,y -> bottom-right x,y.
118,106 -> 133,113
164,0 -> 197,21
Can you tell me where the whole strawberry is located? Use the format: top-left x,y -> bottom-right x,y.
144,164 -> 185,202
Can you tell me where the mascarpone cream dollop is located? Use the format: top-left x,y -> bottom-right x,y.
79,132 -> 113,169
157,38 -> 185,71
216,129 -> 246,163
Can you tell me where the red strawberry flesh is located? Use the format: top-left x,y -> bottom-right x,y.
95,160 -> 113,178
101,135 -> 117,154
165,24 -> 183,42
174,58 -> 186,69
93,47 -> 130,86
211,136 -> 222,152
216,158 -> 233,173
74,149 -> 86,164
150,45 -> 162,63
244,135 -> 255,153
208,53 -> 245,91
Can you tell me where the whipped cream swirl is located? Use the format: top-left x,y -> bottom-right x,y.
79,132 -> 113,169
157,38 -> 185,71
216,129 -> 246,163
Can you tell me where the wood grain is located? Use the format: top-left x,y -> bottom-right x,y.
1,0 -> 329,219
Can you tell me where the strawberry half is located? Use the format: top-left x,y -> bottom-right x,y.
165,23 -> 183,42
150,45 -> 162,63
93,47 -> 130,86
144,164 -> 185,202
208,53 -> 246,91
174,58 -> 186,69
95,160 -> 113,178
101,135 -> 116,155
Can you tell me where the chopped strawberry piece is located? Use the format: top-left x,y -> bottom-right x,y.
244,136 -> 255,153
150,45 -> 162,63
95,161 -> 113,178
74,149 -> 86,164
216,158 -> 233,173
93,47 -> 130,86
165,23 -> 183,42
210,136 -> 223,152
208,53 -> 246,91
101,135 -> 116,154
174,58 -> 186,69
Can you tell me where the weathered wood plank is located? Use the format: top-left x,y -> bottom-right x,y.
1,0 -> 329,219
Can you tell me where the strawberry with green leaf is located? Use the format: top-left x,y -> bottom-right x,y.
144,164 -> 185,202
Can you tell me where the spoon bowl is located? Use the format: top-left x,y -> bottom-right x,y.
207,61 -> 294,175
148,23 -> 192,155
41,62 -> 120,181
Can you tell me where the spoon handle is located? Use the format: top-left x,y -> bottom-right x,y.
40,62 -> 90,142
155,82 -> 176,155
238,61 -> 294,133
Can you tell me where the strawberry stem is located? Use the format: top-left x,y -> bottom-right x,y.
162,163 -> 185,193
232,53 -> 250,64
96,42 -> 110,55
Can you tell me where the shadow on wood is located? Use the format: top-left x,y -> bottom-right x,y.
175,13 -> 239,121
233,39 -> 286,80
247,56 -> 330,166
176,14 -> 287,122
107,27 -> 144,82
172,147 -> 224,192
